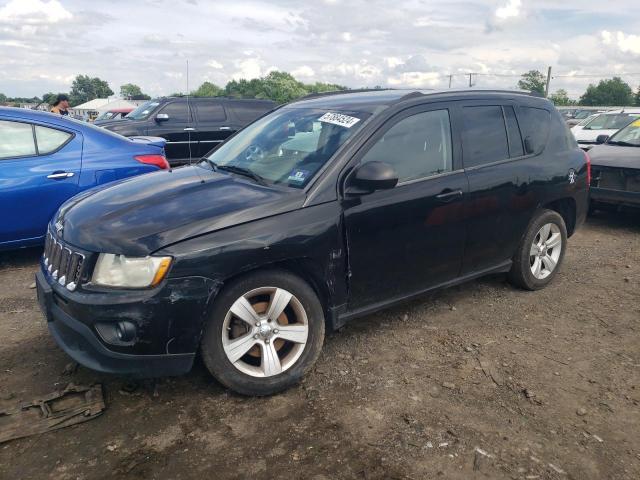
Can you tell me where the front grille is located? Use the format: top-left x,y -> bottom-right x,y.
43,232 -> 85,292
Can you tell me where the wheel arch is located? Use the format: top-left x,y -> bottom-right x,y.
542,197 -> 577,237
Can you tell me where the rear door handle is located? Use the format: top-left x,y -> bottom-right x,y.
219,126 -> 232,131
47,172 -> 74,180
183,127 -> 195,132
435,189 -> 463,202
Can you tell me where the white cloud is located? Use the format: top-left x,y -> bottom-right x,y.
291,65 -> 315,78
495,0 -> 521,20
387,72 -> 440,88
207,60 -> 223,69
601,30 -> 640,55
341,32 -> 352,42
0,0 -> 72,24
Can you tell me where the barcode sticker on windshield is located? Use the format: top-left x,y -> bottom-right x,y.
319,112 -> 360,128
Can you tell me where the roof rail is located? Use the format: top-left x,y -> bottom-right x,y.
299,88 -> 395,100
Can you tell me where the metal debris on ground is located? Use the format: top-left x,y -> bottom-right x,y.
0,384 -> 105,443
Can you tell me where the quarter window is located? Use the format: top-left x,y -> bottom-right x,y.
461,106 -> 509,168
0,120 -> 36,159
35,125 -> 72,154
518,107 -> 551,154
360,109 -> 453,183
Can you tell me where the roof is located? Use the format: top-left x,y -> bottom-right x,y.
0,106 -> 74,127
94,99 -> 137,113
287,88 -> 540,113
71,98 -> 111,110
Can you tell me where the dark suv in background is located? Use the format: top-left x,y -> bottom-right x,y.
101,97 -> 276,165
37,89 -> 589,396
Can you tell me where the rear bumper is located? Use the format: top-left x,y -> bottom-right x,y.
590,187 -> 640,207
36,266 -> 216,378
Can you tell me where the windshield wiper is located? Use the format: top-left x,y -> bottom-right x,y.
216,164 -> 268,185
608,140 -> 639,147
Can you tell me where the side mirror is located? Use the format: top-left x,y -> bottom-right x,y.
524,136 -> 535,155
348,161 -> 398,194
596,134 -> 609,145
155,113 -> 169,122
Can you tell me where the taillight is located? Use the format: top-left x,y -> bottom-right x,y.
583,150 -> 591,186
135,154 -> 169,170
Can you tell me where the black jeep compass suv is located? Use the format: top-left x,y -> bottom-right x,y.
37,89 -> 589,396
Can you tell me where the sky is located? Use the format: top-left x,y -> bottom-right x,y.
0,0 -> 639,99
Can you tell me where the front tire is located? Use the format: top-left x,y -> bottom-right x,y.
508,209 -> 567,291
201,270 -> 325,396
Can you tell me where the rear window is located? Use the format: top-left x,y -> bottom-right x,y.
195,100 -> 226,123
517,107 -> 551,154
229,103 -> 273,123
461,106 -> 509,168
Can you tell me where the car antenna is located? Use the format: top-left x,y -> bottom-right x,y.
186,59 -> 205,183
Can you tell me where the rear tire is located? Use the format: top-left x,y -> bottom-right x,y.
508,209 -> 567,291
201,270 -> 325,396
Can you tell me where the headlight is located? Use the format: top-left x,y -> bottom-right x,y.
92,254 -> 172,288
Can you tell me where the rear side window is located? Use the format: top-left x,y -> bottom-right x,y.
0,120 -> 36,159
231,103 -> 271,123
159,102 -> 192,122
361,109 -> 452,183
195,100 -> 226,123
503,106 -> 524,157
518,107 -> 550,154
35,125 -> 72,154
461,106 -> 509,168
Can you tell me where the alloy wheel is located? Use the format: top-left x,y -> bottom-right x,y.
529,223 -> 562,280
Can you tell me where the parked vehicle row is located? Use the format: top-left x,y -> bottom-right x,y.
36,89 -> 589,396
0,108 -> 168,250
571,109 -> 640,149
100,97 -> 276,166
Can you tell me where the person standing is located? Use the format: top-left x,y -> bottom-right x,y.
50,94 -> 70,115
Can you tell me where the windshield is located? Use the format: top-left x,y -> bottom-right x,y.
585,113 -> 638,130
609,118 -> 640,146
205,107 -> 370,188
577,114 -> 596,126
126,100 -> 160,120
574,110 -> 594,120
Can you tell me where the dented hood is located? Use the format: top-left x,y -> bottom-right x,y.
56,165 -> 304,256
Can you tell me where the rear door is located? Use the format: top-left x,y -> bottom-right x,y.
0,119 -> 81,245
151,101 -> 196,164
457,102 -> 536,274
342,104 -> 468,309
193,99 -> 231,156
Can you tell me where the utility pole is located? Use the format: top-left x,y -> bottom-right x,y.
468,73 -> 473,88
545,66 -> 552,97
448,74 -> 453,88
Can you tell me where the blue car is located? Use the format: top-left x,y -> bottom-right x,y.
0,107 -> 168,250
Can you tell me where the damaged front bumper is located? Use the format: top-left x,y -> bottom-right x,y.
590,166 -> 640,208
36,263 -> 218,378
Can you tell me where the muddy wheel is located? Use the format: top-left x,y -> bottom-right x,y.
508,209 -> 567,291
200,270 -> 325,396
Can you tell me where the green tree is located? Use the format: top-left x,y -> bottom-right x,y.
191,81 -> 224,97
579,77 -> 634,106
0,93 -> 6,104
635,86 -> 640,107
517,70 -> 547,95
69,75 -> 114,106
549,89 -> 576,106
120,83 -> 150,99
41,92 -> 58,105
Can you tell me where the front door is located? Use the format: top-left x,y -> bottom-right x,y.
152,101 -> 197,165
342,106 -> 468,310
0,119 -> 81,246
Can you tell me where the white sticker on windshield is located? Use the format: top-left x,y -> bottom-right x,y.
318,112 -> 360,129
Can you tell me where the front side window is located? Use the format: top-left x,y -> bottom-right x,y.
205,108 -> 370,188
35,125 -> 72,154
462,106 -> 509,167
360,109 -> 452,183
0,120 -> 36,159
159,102 -> 192,123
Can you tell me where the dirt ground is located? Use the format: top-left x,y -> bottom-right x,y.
1,211 -> 639,480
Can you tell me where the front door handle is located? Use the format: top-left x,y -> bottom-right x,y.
183,127 -> 195,132
435,188 -> 463,202
47,172 -> 74,180
219,126 -> 232,131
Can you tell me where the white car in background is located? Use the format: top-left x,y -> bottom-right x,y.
572,109 -> 640,149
